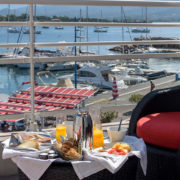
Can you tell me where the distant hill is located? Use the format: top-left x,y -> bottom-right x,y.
1,4 -> 180,22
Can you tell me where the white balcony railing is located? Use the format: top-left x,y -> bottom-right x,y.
0,0 -> 180,126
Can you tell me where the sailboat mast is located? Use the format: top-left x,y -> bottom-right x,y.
74,17 -> 77,89
121,6 -> 124,53
6,4 -> 10,52
145,6 -> 148,39
86,6 -> 89,53
79,8 -> 82,52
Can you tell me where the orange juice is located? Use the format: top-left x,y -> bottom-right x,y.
56,125 -> 66,142
93,127 -> 104,149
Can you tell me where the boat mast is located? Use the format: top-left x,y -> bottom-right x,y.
121,6 -> 124,54
145,6 -> 148,39
86,6 -> 89,53
79,8 -> 82,52
6,4 -> 10,52
74,17 -> 77,89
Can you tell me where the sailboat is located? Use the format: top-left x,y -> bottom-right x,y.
94,10 -> 108,33
23,29 -> 42,34
55,26 -> 64,30
94,27 -> 107,32
7,27 -> 20,33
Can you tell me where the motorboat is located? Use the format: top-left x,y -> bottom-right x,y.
124,63 -> 149,70
55,26 -> 64,30
146,47 -> 166,53
7,27 -> 20,33
131,28 -> 150,33
58,64 -> 126,89
42,26 -> 49,29
143,70 -> 168,80
37,71 -> 97,90
16,63 -> 46,70
94,27 -> 107,32
46,62 -> 79,71
23,29 -> 42,34
111,68 -> 147,85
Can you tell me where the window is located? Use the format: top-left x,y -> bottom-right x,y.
78,71 -> 96,77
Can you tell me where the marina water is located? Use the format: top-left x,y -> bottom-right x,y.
1,26 -> 180,95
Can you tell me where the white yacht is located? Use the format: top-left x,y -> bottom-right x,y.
112,69 -> 147,85
58,64 -> 126,89
46,62 -> 77,71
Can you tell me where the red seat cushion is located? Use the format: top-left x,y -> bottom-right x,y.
137,112 -> 180,149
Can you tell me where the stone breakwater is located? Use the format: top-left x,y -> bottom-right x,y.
134,36 -> 180,49
109,37 -> 180,53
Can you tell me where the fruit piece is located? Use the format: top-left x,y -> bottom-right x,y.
116,147 -> 124,152
122,149 -> 129,154
108,149 -> 116,154
118,151 -> 127,155
112,143 -> 121,149
119,143 -> 131,152
112,151 -> 119,155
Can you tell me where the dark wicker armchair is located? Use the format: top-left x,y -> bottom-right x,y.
128,85 -> 180,180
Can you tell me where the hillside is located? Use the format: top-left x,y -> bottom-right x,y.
1,3 -> 180,22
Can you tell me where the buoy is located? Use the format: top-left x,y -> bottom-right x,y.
112,77 -> 119,99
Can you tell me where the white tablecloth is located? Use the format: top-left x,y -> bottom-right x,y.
2,136 -> 147,180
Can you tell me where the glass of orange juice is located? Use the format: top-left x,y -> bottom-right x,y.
93,124 -> 104,149
56,114 -> 67,142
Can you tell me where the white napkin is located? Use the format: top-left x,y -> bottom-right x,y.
72,136 -> 147,179
12,156 -> 55,180
2,136 -> 147,180
83,149 -> 128,174
72,160 -> 104,180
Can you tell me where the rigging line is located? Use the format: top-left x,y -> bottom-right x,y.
13,6 -> 29,56
122,8 -> 132,41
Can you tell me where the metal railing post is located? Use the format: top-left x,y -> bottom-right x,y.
29,4 -> 37,131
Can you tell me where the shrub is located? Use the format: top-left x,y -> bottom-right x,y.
100,111 -> 118,123
129,94 -> 143,103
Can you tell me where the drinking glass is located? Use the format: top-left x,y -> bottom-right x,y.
88,105 -> 101,125
93,123 -> 104,149
56,114 -> 66,142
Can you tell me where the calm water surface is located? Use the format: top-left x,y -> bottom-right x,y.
1,26 -> 180,95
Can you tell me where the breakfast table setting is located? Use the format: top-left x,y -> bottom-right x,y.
1,110 -> 147,180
